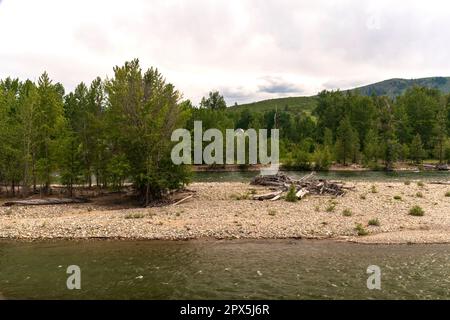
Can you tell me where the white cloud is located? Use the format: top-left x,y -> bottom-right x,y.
1,0 -> 450,104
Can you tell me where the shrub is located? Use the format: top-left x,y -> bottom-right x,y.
416,192 -> 424,198
342,209 -> 352,217
355,224 -> 369,236
285,185 -> 298,202
404,180 -> 411,185
445,191 -> 450,197
368,218 -> 380,226
370,185 -> 378,193
417,181 -> 425,187
125,213 -> 145,219
326,203 -> 336,212
360,194 -> 367,200
409,206 -> 424,216
393,195 -> 402,200
268,210 -> 277,216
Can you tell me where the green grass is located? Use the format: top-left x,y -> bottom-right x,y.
342,209 -> 352,217
125,213 -> 145,219
368,218 -> 380,226
285,185 -> 298,202
355,223 -> 369,236
409,206 -> 425,217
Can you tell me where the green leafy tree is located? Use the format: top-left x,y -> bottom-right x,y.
200,91 -> 227,110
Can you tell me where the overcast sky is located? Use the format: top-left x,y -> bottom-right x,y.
1,0 -> 450,105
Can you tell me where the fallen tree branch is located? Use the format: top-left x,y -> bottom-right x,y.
3,198 -> 88,207
172,194 -> 194,206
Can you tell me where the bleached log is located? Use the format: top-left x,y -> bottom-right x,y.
253,190 -> 283,200
296,189 -> 309,199
172,195 -> 194,206
3,198 -> 88,207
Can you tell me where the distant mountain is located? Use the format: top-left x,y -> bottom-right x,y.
349,77 -> 450,97
230,77 -> 450,115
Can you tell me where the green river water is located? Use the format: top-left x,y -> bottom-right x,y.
0,240 -> 449,300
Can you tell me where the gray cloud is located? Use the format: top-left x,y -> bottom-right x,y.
258,76 -> 304,95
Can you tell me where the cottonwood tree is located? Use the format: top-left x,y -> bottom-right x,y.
105,59 -> 190,205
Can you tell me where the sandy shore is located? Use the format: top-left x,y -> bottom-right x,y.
0,181 -> 449,244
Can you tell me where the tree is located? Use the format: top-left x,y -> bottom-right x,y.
433,107 -> 448,164
35,72 -> 65,194
105,59 -> 190,205
335,117 -> 359,165
410,134 -> 425,164
200,91 -> 227,110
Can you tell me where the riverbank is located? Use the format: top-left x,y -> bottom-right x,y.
0,181 -> 449,244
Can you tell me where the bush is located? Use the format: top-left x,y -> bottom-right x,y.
445,191 -> 450,197
404,180 -> 411,185
368,218 -> 380,226
326,203 -> 336,212
285,185 -> 298,202
268,210 -> 277,216
125,213 -> 145,219
409,206 -> 425,216
417,181 -> 425,187
360,194 -> 367,200
370,185 -> 378,193
416,192 -> 424,198
394,195 -> 402,200
342,209 -> 352,217
355,224 -> 369,236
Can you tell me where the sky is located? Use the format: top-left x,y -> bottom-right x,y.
1,0 -> 450,105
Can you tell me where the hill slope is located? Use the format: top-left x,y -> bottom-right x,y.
350,77 -> 450,97
230,77 -> 450,115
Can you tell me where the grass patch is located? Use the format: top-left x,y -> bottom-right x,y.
342,209 -> 352,217
326,203 -> 336,212
285,185 -> 298,202
417,181 -> 425,187
125,213 -> 145,219
355,223 -> 369,236
409,205 -> 425,217
393,195 -> 402,200
368,218 -> 380,226
268,210 -> 277,216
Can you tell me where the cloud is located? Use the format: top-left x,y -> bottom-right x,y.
258,76 -> 304,95
1,0 -> 450,104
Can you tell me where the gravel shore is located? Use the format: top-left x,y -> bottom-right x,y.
0,181 -> 449,244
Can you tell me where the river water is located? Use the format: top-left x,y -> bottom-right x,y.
0,240 -> 449,300
193,170 -> 450,183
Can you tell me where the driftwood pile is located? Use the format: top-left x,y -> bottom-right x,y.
250,172 -> 348,201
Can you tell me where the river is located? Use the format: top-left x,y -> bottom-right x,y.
0,240 -> 449,300
192,170 -> 450,183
